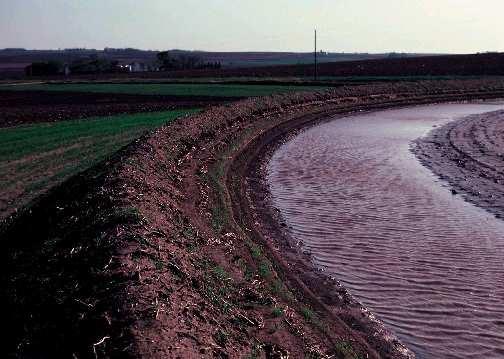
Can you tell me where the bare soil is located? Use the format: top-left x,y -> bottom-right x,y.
158,53 -> 504,78
413,109 -> 504,219
0,90 -> 231,127
2,79 -> 504,358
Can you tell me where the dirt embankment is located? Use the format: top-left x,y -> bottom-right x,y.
413,109 -> 504,219
0,90 -> 232,127
2,79 -> 504,358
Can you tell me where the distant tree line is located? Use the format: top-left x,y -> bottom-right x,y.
104,47 -> 146,53
68,58 -> 126,74
157,51 -> 221,70
24,51 -> 224,76
25,61 -> 62,76
25,57 -> 129,76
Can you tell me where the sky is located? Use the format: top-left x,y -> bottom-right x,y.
0,0 -> 503,53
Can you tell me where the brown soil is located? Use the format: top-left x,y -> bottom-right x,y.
0,90 -> 232,127
413,109 -> 504,219
1,79 -> 504,358
157,53 -> 504,78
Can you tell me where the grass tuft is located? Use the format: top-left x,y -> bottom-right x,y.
271,307 -> 284,318
300,307 -> 315,321
333,340 -> 361,359
258,261 -> 271,279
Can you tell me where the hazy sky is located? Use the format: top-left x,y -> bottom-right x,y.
1,0 -> 503,53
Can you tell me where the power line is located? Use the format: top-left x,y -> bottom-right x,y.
314,29 -> 318,81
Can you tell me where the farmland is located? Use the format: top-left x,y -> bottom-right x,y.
0,48 -> 419,78
0,109 -> 198,219
0,89 -> 227,127
137,52 -> 504,79
3,51 -> 503,82
0,80 -> 330,219
0,82 -> 328,97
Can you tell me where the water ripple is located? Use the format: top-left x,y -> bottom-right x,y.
268,103 -> 504,359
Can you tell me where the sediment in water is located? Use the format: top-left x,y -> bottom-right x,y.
413,109 -> 504,219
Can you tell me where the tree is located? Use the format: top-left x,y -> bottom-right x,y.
156,51 -> 220,71
25,61 -> 62,76
69,58 -> 123,74
157,51 -> 178,70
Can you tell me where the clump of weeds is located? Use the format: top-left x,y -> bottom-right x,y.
300,307 -> 315,321
333,340 -> 361,359
271,307 -> 284,318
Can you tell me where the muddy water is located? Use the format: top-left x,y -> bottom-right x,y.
267,103 -> 504,359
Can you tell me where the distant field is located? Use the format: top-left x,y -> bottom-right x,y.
0,83 -> 328,97
0,109 -> 198,219
117,52 -> 504,79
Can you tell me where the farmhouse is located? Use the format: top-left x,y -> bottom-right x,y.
126,62 -> 159,72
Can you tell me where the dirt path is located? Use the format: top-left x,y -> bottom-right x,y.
2,80 -> 504,358
413,109 -> 504,219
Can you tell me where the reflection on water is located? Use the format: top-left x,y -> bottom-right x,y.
267,103 -> 504,359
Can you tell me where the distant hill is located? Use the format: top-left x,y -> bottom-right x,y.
163,50 -> 429,68
2,49 -> 500,80
0,48 -> 158,75
0,48 -> 434,77
159,52 -> 504,78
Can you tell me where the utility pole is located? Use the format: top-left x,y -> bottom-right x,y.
314,29 -> 318,81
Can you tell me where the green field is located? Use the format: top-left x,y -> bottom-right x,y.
0,83 -> 328,97
0,109 -> 198,218
0,81 -> 328,219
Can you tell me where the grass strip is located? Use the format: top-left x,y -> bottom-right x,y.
0,83 -> 327,97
